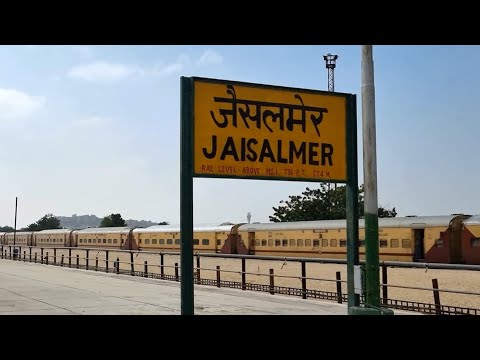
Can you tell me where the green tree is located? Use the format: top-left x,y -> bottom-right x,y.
0,226 -> 14,232
158,221 -> 169,225
100,213 -> 127,227
269,184 -> 396,222
25,214 -> 62,231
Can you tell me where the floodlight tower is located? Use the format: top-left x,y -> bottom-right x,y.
323,53 -> 338,190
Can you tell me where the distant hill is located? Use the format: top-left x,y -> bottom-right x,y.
57,214 -> 159,229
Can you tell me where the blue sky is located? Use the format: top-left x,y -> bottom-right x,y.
0,45 -> 478,228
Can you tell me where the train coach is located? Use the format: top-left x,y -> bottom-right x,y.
231,214 -> 470,263
461,215 -> 480,265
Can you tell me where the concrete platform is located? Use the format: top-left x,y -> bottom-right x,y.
0,260 -> 420,315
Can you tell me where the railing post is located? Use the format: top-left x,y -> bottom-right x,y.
29,247 -> 32,262
69,248 -> 72,267
175,262 -> 179,282
336,271 -> 343,304
216,265 -> 221,287
9,246 -> 11,260
54,248 -> 57,265
34,252 -> 37,263
45,252 -> 49,265
95,257 -> 99,271
61,254 -> 64,267
76,254 -> 79,269
241,257 -> 246,291
105,250 -> 109,273
269,269 -> 275,295
382,262 -> 388,306
196,255 -> 201,283
432,278 -> 442,315
130,251 -> 134,276
23,251 -> 26,261
86,249 -> 90,270
160,254 -> 164,279
41,248 -> 44,264
144,261 -> 148,278
116,257 -> 120,274
301,261 -> 307,299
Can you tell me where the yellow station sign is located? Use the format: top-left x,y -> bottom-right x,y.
193,79 -> 348,182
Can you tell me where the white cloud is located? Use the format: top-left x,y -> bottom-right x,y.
68,61 -> 143,82
0,88 -> 45,120
197,50 -> 223,66
153,54 -> 190,77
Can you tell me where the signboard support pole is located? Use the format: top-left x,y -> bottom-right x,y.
180,76 -> 194,315
346,94 -> 360,311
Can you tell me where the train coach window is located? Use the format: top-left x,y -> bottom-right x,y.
108,239 -> 112,244
202,239 -> 209,245
359,240 -> 365,247
255,240 -> 260,246
262,239 -> 267,246
289,239 -> 295,246
152,239 -> 157,245
330,239 -> 337,247
305,239 -> 311,247
175,239 -> 181,245
282,240 -> 288,246
193,239 -> 199,245
158,239 -> 164,244
380,240 -> 388,247
339,240 -> 346,247
88,239 -> 92,243
402,239 -> 411,248
103,239 -> 106,243
113,239 -> 117,244
471,238 -> 480,247
167,239 -> 173,245
275,240 -> 281,246
145,239 -> 150,245
216,239 -> 221,246
435,239 -> 444,248
313,240 -> 320,247
322,239 -> 328,247
390,239 -> 399,248
268,239 -> 273,246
